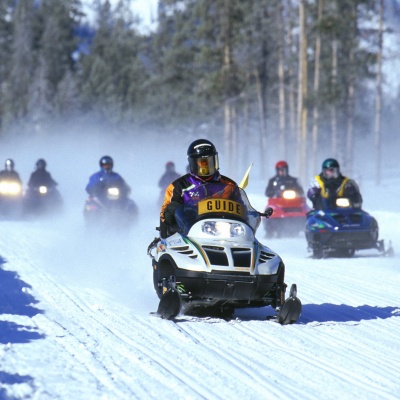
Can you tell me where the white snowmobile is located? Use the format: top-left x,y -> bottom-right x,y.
147,185 -> 302,324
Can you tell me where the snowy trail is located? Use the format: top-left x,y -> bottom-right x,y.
1,201 -> 400,399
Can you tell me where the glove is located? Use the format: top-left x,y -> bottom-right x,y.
164,201 -> 180,225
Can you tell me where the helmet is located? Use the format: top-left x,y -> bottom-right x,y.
187,139 -> 219,178
275,160 -> 288,176
166,161 -> 175,172
99,155 -> 113,172
5,159 -> 15,172
322,158 -> 340,179
36,159 -> 47,170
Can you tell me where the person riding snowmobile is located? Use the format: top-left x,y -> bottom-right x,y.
27,159 -> 58,189
160,139 -> 242,238
86,156 -> 131,201
0,159 -> 22,183
159,162 -> 181,192
265,161 -> 304,198
158,161 -> 181,205
307,158 -> 362,209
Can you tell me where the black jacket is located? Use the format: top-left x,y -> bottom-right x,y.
28,170 -> 57,189
265,175 -> 304,198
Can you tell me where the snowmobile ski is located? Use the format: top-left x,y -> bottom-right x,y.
277,284 -> 302,325
156,288 -> 181,320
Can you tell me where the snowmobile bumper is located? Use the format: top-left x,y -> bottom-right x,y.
306,230 -> 378,251
155,261 -> 285,308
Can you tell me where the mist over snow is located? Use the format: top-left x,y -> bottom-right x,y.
0,122 -> 399,399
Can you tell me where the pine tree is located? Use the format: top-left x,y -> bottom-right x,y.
80,0 -> 147,125
5,0 -> 37,125
0,0 -> 14,132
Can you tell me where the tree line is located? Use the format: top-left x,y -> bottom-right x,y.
0,0 -> 398,182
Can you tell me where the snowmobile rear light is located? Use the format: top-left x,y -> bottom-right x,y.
39,186 -> 48,194
282,190 -> 296,200
201,221 -> 245,237
0,181 -> 22,195
336,198 -> 350,208
107,187 -> 120,200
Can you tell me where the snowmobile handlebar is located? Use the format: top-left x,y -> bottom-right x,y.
259,207 -> 273,218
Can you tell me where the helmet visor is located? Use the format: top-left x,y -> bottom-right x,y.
276,167 -> 287,176
323,167 -> 339,179
102,163 -> 113,172
189,155 -> 218,177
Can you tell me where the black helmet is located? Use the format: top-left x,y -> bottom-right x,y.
187,139 -> 219,178
322,158 -> 340,179
99,155 -> 113,172
5,159 -> 15,172
36,159 -> 47,170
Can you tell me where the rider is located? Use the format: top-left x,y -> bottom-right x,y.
86,155 -> 131,200
265,161 -> 304,198
307,158 -> 362,209
0,159 -> 22,183
160,139 -> 242,238
27,159 -> 58,189
158,161 -> 180,204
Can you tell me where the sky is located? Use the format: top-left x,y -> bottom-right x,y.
82,0 -> 159,33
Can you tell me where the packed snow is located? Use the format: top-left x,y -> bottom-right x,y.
0,130 -> 399,400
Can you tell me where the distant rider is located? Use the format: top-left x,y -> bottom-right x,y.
265,161 -> 304,198
307,158 -> 362,209
86,156 -> 131,201
27,159 -> 58,189
0,159 -> 22,183
158,161 -> 180,205
160,139 -> 242,238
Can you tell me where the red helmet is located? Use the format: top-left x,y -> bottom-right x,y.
275,161 -> 288,169
275,161 -> 288,176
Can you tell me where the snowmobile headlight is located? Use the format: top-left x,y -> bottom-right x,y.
336,198 -> 350,208
0,181 -> 22,195
282,190 -> 296,200
107,187 -> 120,200
39,186 -> 48,194
201,221 -> 245,237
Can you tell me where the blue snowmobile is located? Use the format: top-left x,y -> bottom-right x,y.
305,197 -> 393,259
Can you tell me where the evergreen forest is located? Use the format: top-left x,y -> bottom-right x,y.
1,0 -> 399,182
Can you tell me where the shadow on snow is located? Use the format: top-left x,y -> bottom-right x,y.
0,256 -> 44,322
299,303 -> 400,324
0,256 -> 44,394
0,371 -> 34,399
234,303 -> 399,325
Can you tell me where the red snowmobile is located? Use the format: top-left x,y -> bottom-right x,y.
264,189 -> 310,238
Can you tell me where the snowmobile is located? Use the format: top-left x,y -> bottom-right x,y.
0,178 -> 23,219
83,183 -> 138,228
23,185 -> 62,217
147,186 -> 302,324
305,197 -> 393,259
264,189 -> 310,238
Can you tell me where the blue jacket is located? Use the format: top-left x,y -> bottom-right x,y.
86,170 -> 131,198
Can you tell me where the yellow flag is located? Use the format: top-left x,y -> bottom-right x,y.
238,163 -> 253,189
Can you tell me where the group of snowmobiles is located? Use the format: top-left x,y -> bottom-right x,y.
262,160 -> 393,259
0,184 -> 62,219
0,156 -> 138,227
147,144 -> 393,325
2,182 -> 64,218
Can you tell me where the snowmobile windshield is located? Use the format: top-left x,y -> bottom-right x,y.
174,188 -> 261,235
